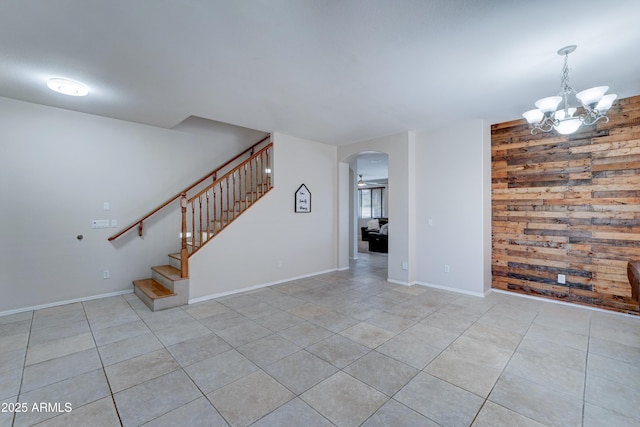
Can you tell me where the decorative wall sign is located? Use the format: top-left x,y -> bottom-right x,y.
295,184 -> 311,213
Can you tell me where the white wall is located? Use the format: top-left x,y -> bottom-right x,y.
0,97 -> 260,313
189,133 -> 338,299
338,133 -> 412,284
414,120 -> 491,295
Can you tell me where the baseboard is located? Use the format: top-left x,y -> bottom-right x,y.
337,266 -> 350,271
0,289 -> 134,318
415,281 -> 490,298
490,289 -> 640,318
189,268 -> 339,304
386,278 -> 415,286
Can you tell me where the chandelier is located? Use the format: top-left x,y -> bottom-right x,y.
523,45 -> 616,135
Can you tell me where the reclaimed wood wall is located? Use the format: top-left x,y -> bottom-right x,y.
491,95 -> 640,314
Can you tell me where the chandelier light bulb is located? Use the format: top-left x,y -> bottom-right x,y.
595,94 -> 617,112
534,96 -> 562,113
523,109 -> 544,124
555,117 -> 582,135
576,86 -> 609,108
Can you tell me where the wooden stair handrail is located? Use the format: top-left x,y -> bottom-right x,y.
108,134 -> 270,241
188,144 -> 272,204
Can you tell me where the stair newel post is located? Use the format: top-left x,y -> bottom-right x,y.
180,194 -> 188,278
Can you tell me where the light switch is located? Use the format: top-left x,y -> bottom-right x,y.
91,220 -> 110,229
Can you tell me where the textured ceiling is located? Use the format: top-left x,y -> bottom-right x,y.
1,1 -> 639,145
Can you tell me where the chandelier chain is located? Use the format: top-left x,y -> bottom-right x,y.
560,53 -> 573,96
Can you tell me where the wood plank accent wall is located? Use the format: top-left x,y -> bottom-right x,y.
491,95 -> 640,315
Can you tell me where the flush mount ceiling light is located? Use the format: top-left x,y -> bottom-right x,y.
47,78 -> 89,96
357,174 -> 366,187
523,45 -> 616,135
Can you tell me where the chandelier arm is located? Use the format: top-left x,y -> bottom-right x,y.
582,114 -> 609,126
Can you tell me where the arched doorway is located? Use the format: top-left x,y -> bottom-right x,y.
340,151 -> 389,278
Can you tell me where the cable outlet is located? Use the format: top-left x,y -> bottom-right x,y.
103,270 -> 110,279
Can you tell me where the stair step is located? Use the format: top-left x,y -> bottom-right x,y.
132,279 -> 175,299
151,265 -> 182,281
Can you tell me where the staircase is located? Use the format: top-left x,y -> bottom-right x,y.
109,136 -> 273,311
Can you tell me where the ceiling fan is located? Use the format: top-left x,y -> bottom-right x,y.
357,174 -> 385,187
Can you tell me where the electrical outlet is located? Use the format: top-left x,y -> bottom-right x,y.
401,261 -> 408,270
103,270 -> 110,279
444,265 -> 450,273
558,274 -> 566,284
277,260 -> 283,269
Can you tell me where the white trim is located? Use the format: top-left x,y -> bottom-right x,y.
415,281 -> 490,298
387,278 -> 415,287
0,289 -> 134,317
490,289 -> 640,318
349,256 -> 359,260
189,268 -> 338,304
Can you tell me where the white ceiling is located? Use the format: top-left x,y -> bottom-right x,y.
1,1 -> 639,146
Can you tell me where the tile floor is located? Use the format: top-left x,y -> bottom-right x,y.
1,251 -> 640,426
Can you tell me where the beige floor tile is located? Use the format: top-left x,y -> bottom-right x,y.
585,374 -> 640,422
105,348 -> 179,393
362,399 -> 438,427
208,370 -> 294,427
489,373 -> 583,427
14,369 -> 109,427
237,334 -> 300,368
301,372 -> 387,427
340,322 -> 396,348
425,351 -> 502,398
98,331 -> 163,366
277,321 -> 333,348
185,349 -> 258,394
472,401 -> 545,427
395,372 -> 484,427
91,319 -> 150,347
25,332 -> 95,366
344,350 -> 418,396
307,334 -> 370,368
464,322 -> 526,350
31,397 -> 120,427
21,348 -> 102,393
504,352 -> 585,398
0,367 -> 22,401
251,397 -> 333,427
589,336 -> 640,364
142,396 -> 227,427
215,320 -> 272,347
376,332 -> 442,369
264,350 -> 337,395
114,369 -> 201,427
583,402 -> 640,427
166,333 -> 231,367
27,320 -> 90,346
